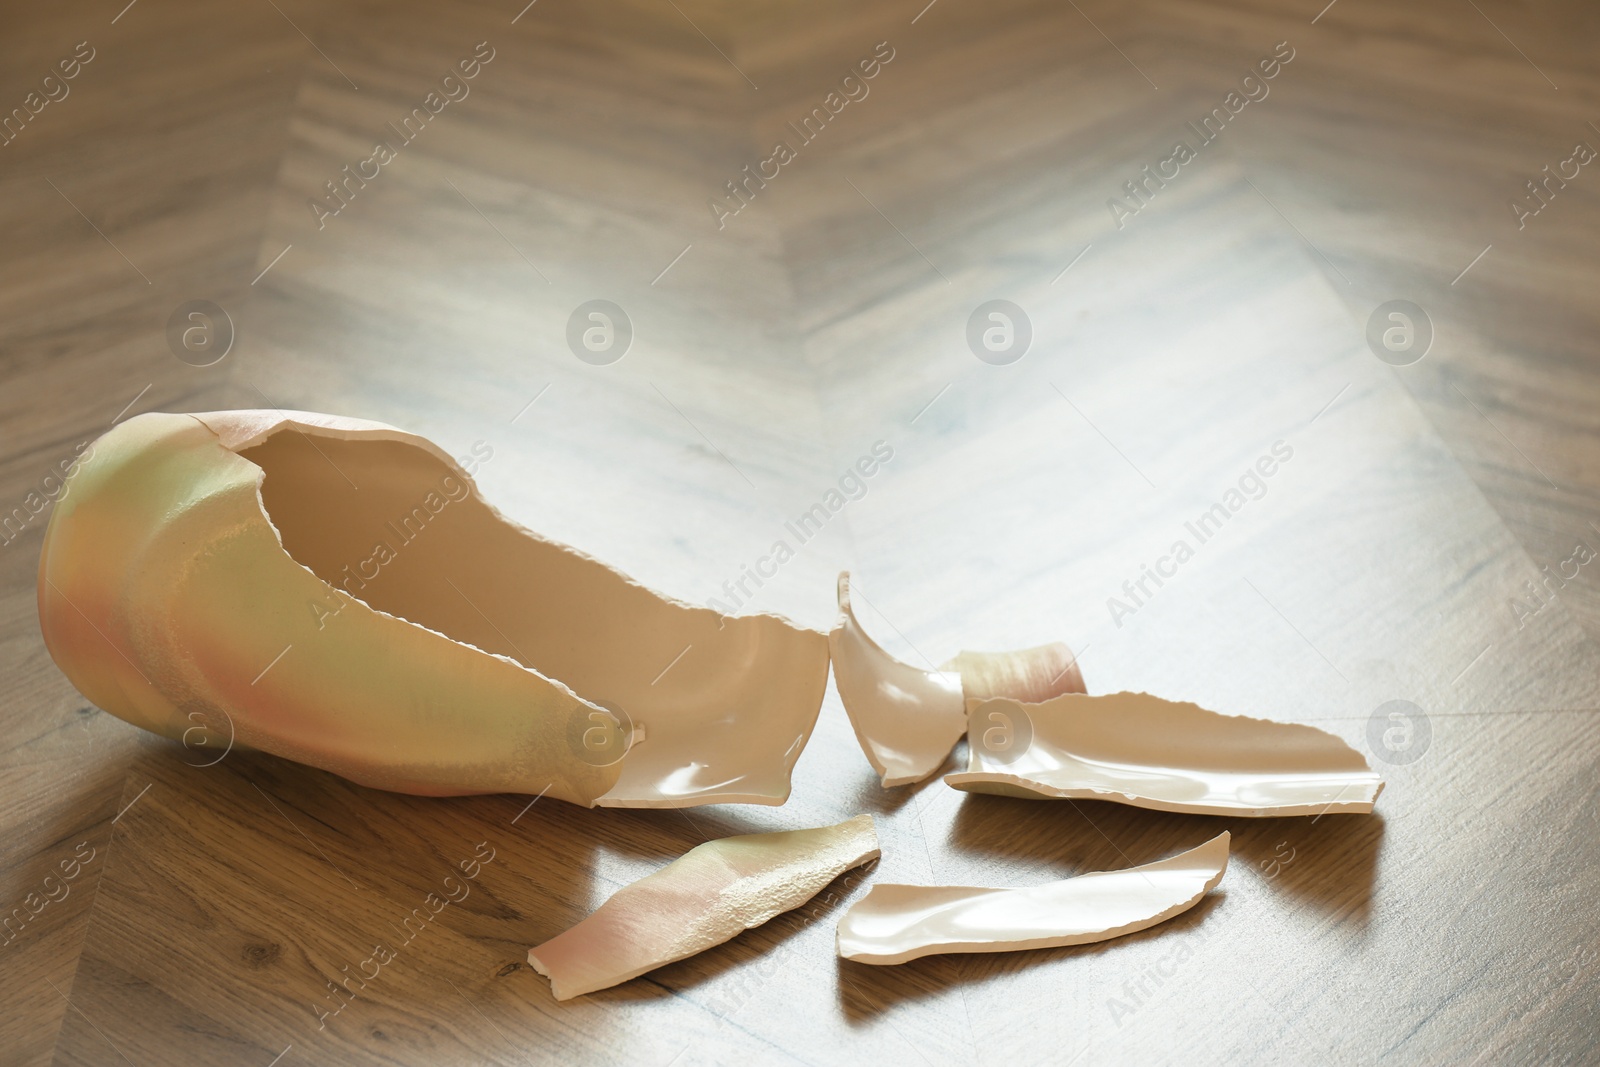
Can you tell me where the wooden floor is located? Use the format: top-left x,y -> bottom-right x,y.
3,0 -> 1599,1063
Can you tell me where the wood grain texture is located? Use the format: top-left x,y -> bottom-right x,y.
4,0 -> 1600,1064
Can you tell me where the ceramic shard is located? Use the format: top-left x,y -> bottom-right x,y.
941,642 -> 1086,704
836,832 -> 1229,965
528,814 -> 881,999
829,573 -> 1090,787
38,410 -> 829,807
828,572 -> 966,786
945,692 -> 1383,816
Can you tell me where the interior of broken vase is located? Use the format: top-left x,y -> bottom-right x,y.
236,426 -> 825,805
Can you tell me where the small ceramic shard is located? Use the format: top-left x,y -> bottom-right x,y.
38,410 -> 829,806
829,574 -> 1090,787
528,814 -> 880,999
946,692 -> 1384,816
828,573 -> 966,787
941,642 -> 1086,704
836,832 -> 1229,965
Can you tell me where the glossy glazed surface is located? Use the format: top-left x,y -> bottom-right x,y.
829,573 -> 1090,786
836,832 -> 1229,965
828,572 -> 967,786
941,643 -> 1086,704
530,815 -> 880,999
946,693 -> 1384,816
39,410 -> 830,806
